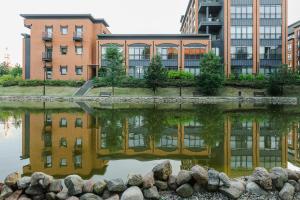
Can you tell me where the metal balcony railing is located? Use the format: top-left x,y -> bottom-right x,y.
42,32 -> 53,41
73,32 -> 83,41
42,52 -> 52,62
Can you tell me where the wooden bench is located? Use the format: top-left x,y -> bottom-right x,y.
100,92 -> 112,97
253,91 -> 266,97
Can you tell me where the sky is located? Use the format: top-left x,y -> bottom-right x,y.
0,0 -> 299,65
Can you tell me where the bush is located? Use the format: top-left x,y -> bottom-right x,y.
197,73 -> 224,95
167,70 -> 194,80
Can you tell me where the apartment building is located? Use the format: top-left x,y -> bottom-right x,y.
21,14 -> 110,81
180,0 -> 288,77
288,20 -> 300,70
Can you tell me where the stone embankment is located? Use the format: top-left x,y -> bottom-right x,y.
1,161 -> 300,200
0,96 -> 297,105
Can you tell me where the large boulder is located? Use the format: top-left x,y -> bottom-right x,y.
176,183 -> 194,198
31,194 -> 45,200
83,179 -> 95,193
154,180 -> 168,191
49,179 -> 63,193
106,178 -> 126,192
168,175 -> 178,190
56,188 -> 69,200
246,182 -> 268,196
4,172 -> 20,187
79,193 -> 102,200
219,172 -> 231,187
45,192 -> 56,200
279,183 -> 295,200
252,167 -> 272,190
6,190 -> 23,200
64,175 -> 84,196
176,170 -> 192,186
31,172 -> 53,189
286,169 -> 299,181
219,180 -> 245,199
0,185 -> 13,199
106,194 -> 119,200
121,186 -> 143,200
143,186 -> 160,200
25,185 -> 44,196
270,167 -> 288,190
207,169 -> 220,191
288,180 -> 300,192
152,160 -> 172,181
17,176 -> 31,189
93,180 -> 107,195
191,165 -> 208,185
142,172 -> 155,189
127,174 -> 143,187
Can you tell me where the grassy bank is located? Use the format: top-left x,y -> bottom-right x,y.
0,86 -> 79,96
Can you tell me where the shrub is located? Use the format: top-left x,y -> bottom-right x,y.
238,74 -> 255,81
167,70 -> 194,80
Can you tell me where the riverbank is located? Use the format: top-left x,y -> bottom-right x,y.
1,161 -> 300,200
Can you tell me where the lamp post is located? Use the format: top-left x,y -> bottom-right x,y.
43,66 -> 46,96
175,76 -> 182,97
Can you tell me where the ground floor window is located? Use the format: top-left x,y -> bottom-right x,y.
231,66 -> 253,76
75,66 -> 83,75
259,66 -> 279,75
184,67 -> 200,76
46,68 -> 52,80
128,66 -> 148,79
164,66 -> 178,71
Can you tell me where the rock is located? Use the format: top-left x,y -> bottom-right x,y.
176,183 -> 194,198
5,190 -> 22,200
168,175 -> 178,190
0,185 -> 13,199
32,194 -> 46,200
46,192 -> 56,200
64,175 -> 84,196
207,169 -> 219,191
154,180 -> 168,190
191,165 -> 208,185
79,193 -> 102,200
17,176 -> 31,189
25,185 -> 44,196
31,172 -> 53,189
288,180 -> 300,192
102,189 -> 111,199
49,179 -> 63,193
83,179 -> 95,193
279,183 -> 295,200
252,167 -> 272,190
106,178 -> 126,192
127,174 -> 143,186
66,197 -> 80,200
193,183 -> 206,193
143,186 -> 160,200
142,172 -> 155,189
219,172 -> 231,187
219,180 -> 245,199
152,160 -> 172,181
56,188 -> 69,200
93,180 -> 107,195
286,169 -> 299,181
0,182 -> 3,193
246,182 -> 268,196
121,186 -> 143,200
270,167 -> 288,190
107,194 -> 119,200
18,194 -> 31,200
176,170 -> 192,186
4,172 -> 20,187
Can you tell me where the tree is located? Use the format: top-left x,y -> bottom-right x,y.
144,55 -> 167,94
10,64 -> 22,77
0,62 -> 10,76
196,52 -> 224,95
104,45 -> 125,95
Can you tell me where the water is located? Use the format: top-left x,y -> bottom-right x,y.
0,102 -> 300,181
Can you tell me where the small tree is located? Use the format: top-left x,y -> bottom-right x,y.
144,55 -> 167,95
196,52 -> 224,95
10,64 -> 22,77
104,45 -> 125,95
0,62 -> 10,76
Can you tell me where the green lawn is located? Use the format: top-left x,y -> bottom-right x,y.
0,86 -> 79,96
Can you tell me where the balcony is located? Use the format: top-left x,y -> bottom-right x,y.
42,52 -> 52,62
73,32 -> 83,41
42,32 -> 53,41
199,0 -> 222,12
199,17 -> 222,32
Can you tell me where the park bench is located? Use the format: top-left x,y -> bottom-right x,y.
253,91 -> 266,97
100,92 -> 112,97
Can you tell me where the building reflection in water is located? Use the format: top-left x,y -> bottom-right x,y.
21,106 -> 297,178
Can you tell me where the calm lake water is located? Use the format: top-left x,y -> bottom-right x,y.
0,102 -> 300,181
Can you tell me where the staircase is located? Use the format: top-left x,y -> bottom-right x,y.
73,80 -> 93,96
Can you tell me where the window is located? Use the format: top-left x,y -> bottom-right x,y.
184,47 -> 205,60
75,26 -> 83,35
129,46 -> 150,60
231,46 -> 253,60
288,44 -> 292,51
60,158 -> 67,167
212,48 -> 220,56
60,26 -> 68,35
44,155 -> 52,168
231,26 -> 252,39
45,26 -> 53,37
260,5 -> 281,19
75,138 -> 82,147
60,46 -> 68,55
101,45 -> 123,60
75,66 -> 83,75
75,46 -> 83,55
75,118 -> 83,127
60,66 -> 68,75
46,68 -> 52,80
156,47 -> 178,60
260,46 -> 282,60
129,66 -> 147,79
260,26 -> 281,39
231,6 -> 252,19
60,138 -> 67,147
288,54 -> 292,61
60,118 -> 67,127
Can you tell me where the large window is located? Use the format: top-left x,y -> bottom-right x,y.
231,6 -> 252,19
129,46 -> 150,60
101,45 -> 123,60
231,26 -> 253,39
260,26 -> 281,39
231,46 -> 253,60
260,46 -> 282,60
260,5 -> 281,19
156,47 -> 178,60
128,66 -> 147,79
184,47 -> 205,60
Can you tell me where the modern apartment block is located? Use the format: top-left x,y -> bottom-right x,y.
21,14 -> 110,81
180,0 -> 288,76
288,20 -> 300,70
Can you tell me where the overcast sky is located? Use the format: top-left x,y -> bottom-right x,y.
0,0 -> 299,65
